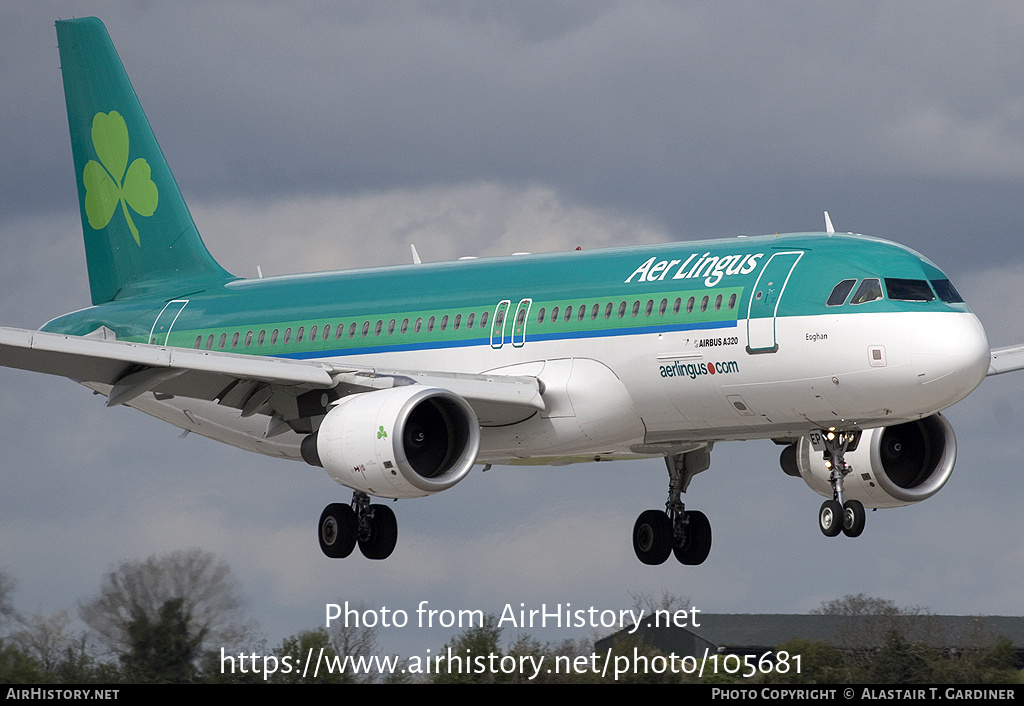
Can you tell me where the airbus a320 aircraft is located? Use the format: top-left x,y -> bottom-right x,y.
5,17 -> 1022,566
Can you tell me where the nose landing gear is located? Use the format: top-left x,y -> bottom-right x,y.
812,428 -> 866,538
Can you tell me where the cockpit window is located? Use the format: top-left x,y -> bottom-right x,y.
885,278 -> 934,302
826,279 -> 856,306
931,279 -> 964,303
850,278 -> 882,305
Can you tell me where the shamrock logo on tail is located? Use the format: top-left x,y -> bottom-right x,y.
82,111 -> 158,245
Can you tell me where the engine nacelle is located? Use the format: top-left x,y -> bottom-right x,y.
302,386 -> 480,499
785,414 -> 956,508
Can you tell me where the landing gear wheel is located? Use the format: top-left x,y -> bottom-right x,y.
319,503 -> 357,558
819,500 -> 843,537
633,510 -> 672,565
674,510 -> 712,565
358,504 -> 399,560
842,499 -> 866,537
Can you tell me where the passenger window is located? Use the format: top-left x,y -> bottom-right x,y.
618,301 -> 627,318
194,336 -> 202,349
323,324 -> 330,340
401,318 -> 409,334
931,279 -> 964,303
700,296 -> 708,312
257,330 -> 265,346
577,305 -> 585,321
271,329 -> 279,345
686,297 -> 695,314
827,279 -> 857,306
850,278 -> 882,305
480,312 -> 489,327
645,300 -> 654,316
219,333 -> 227,349
673,298 -> 681,315
309,325 -> 317,340
632,301 -> 640,317
551,307 -> 559,323
245,331 -> 253,347
349,322 -> 357,338
414,318 -> 422,334
564,306 -> 572,323
206,334 -> 214,350
387,319 -> 396,335
427,317 -> 435,333
466,313 -> 474,329
374,321 -> 383,336
605,302 -> 613,319
440,315 -> 448,331
284,328 -> 292,344
361,321 -> 369,337
537,308 -> 546,324
728,293 -> 737,310
659,299 -> 667,315
715,294 -> 722,311
231,332 -> 240,348
454,314 -> 461,330
297,326 -> 305,343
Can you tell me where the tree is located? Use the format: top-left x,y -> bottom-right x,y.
79,549 -> 252,664
0,571 -> 15,629
120,597 -> 206,683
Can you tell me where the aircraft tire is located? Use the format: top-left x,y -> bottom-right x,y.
319,503 -> 358,558
359,504 -> 399,560
842,499 -> 866,537
818,500 -> 843,537
674,510 -> 712,565
633,510 -> 672,565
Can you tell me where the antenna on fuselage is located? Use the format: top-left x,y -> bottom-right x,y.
410,244 -> 422,265
824,211 -> 835,235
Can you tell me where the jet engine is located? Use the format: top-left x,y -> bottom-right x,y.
781,414 -> 956,508
301,386 -> 480,499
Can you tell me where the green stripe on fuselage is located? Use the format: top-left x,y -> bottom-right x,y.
40,233 -> 972,356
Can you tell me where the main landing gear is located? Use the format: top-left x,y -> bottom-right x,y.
633,447 -> 714,566
813,428 -> 866,538
319,491 -> 398,560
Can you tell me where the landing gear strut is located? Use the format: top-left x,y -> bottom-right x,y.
632,446 -> 713,566
812,428 -> 866,538
319,491 -> 399,560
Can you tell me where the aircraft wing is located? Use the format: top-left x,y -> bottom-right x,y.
0,327 -> 543,427
988,344 -> 1024,376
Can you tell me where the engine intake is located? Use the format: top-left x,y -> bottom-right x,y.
788,414 -> 956,508
303,386 -> 480,499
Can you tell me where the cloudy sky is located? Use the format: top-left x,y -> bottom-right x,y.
3,1 -> 1024,662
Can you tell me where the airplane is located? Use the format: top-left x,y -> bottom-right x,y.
4,16 -> 1022,566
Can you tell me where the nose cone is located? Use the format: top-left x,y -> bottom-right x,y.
911,313 -> 990,406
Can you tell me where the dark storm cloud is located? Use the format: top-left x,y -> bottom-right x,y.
5,2 -> 1024,269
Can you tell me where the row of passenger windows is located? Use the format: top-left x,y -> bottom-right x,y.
191,293 -> 740,351
193,310 -> 495,351
826,278 -> 964,307
535,293 -> 737,324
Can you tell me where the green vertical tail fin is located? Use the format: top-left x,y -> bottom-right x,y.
56,17 -> 234,305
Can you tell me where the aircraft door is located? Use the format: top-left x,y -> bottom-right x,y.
511,298 -> 532,347
149,300 -> 188,346
745,252 -> 803,353
490,300 -> 511,349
